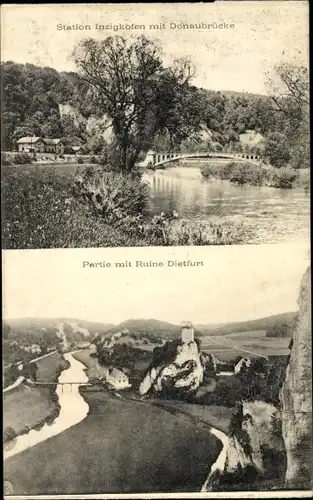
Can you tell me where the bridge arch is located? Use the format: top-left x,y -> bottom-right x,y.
144,151 -> 261,168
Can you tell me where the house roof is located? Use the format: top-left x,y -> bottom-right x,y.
17,137 -> 42,144
16,137 -> 63,145
42,138 -> 62,145
72,145 -> 82,151
107,367 -> 128,380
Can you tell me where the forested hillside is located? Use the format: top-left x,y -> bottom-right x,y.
1,62 -> 102,152
1,57 -> 309,170
2,62 -> 302,158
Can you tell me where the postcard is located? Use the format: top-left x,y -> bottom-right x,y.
1,1 -> 309,249
1,2 -> 311,499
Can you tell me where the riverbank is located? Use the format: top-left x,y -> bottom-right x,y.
4,384 -> 223,494
3,352 -> 69,445
2,164 -> 245,248
72,349 -> 234,432
200,162 -> 309,190
72,349 -> 106,379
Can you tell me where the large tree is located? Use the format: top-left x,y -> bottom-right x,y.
266,63 -> 309,168
73,36 -> 200,172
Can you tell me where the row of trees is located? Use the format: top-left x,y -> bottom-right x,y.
2,36 -> 309,170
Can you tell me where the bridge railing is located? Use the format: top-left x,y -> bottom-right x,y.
144,151 -> 262,167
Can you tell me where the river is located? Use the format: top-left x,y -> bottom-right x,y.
4,353 -> 89,460
4,351 -> 229,494
143,166 -> 310,243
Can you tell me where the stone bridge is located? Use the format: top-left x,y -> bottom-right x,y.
142,151 -> 261,168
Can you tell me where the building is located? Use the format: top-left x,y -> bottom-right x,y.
105,367 -> 131,390
239,130 -> 264,149
17,137 -> 45,153
234,357 -> 251,374
22,344 -> 41,355
216,357 -> 251,376
17,136 -> 64,154
181,322 -> 194,343
42,138 -> 64,154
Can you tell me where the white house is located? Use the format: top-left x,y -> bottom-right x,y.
217,357 -> 251,376
234,357 -> 251,374
22,344 -> 41,355
17,136 -> 65,154
105,367 -> 131,390
17,136 -> 45,153
42,138 -> 65,154
239,130 -> 264,149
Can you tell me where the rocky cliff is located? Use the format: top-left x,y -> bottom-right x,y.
139,340 -> 204,397
280,267 -> 312,488
202,400 -> 286,491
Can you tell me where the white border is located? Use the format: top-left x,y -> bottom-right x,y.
4,492 -> 313,499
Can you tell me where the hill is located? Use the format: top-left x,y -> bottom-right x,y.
5,318 -> 114,333
2,60 -> 275,155
197,312 -> 297,337
111,319 -> 182,340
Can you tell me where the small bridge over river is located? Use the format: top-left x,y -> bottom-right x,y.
142,151 -> 261,169
27,380 -> 92,392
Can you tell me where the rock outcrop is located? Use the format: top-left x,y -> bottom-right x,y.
280,267 -> 312,488
202,400 -> 286,491
139,340 -> 204,397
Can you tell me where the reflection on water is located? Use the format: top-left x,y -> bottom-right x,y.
143,166 -> 310,243
4,353 -> 89,459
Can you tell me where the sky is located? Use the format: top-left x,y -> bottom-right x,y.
2,242 -> 310,326
1,2 -> 309,95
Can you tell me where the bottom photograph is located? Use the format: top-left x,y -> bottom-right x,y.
2,244 -> 311,497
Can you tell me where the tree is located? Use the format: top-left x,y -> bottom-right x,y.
266,63 -> 309,125
73,36 -> 199,172
264,132 -> 291,167
266,63 -> 309,168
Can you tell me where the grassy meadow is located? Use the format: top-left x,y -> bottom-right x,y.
4,390 -> 222,495
3,352 -> 66,442
200,330 -> 290,361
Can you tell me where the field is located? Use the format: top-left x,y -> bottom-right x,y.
3,352 -> 65,440
149,400 -> 234,434
200,330 -> 290,361
4,391 -> 222,495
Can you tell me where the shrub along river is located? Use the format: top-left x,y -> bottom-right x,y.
143,165 -> 310,244
4,352 -> 225,494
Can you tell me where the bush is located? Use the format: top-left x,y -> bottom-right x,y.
268,166 -> 298,189
74,167 -> 151,221
4,426 -> 17,443
1,153 -> 13,166
13,153 -> 32,165
201,161 -> 298,189
77,156 -> 84,164
2,165 -> 246,249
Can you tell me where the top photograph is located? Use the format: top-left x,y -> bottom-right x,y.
1,2 -> 310,249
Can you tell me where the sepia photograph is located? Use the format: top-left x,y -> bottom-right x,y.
1,2 -> 310,249
2,243 -> 311,496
